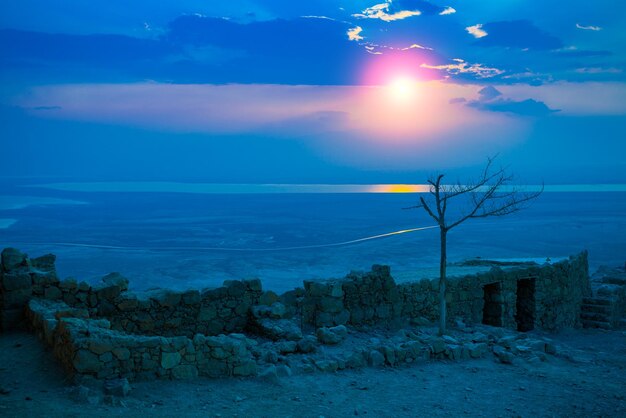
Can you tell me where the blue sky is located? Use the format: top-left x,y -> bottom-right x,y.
1,1 -> 625,183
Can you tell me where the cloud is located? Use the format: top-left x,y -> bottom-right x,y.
439,7 -> 456,16
353,2 -> 422,22
420,59 -> 504,79
347,26 -> 364,41
466,24 -> 488,39
449,97 -> 466,104
575,67 -> 622,74
576,23 -> 602,31
15,81 -> 530,170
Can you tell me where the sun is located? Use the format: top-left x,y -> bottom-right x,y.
388,76 -> 417,102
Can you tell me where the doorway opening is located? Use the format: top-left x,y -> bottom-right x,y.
515,278 -> 536,332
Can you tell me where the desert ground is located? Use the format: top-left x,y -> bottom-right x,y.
1,327 -> 624,418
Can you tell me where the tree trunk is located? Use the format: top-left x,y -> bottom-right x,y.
438,228 -> 447,335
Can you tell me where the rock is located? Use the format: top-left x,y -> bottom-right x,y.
44,286 -> 62,300
346,351 -> 366,369
262,350 -> 279,364
442,335 -> 459,345
172,365 -> 199,380
314,360 -> 339,372
445,344 -> 463,360
275,364 -> 292,377
89,340 -> 113,355
297,336 -> 318,353
493,346 -> 514,364
103,378 -> 131,397
259,291 -> 279,306
30,254 -> 56,271
223,280 -> 246,297
270,302 -> 288,319
150,289 -> 181,308
244,278 -> 262,292
466,342 -> 488,358
368,350 -> 385,367
112,348 -> 131,361
233,361 -> 257,377
101,272 -> 129,291
410,316 -> 431,326
426,337 -> 446,355
275,341 -> 298,354
254,318 -> 303,341
160,352 -> 182,369
470,332 -> 489,343
316,325 -> 347,345
1,248 -> 28,271
74,350 -> 102,373
259,365 -> 281,384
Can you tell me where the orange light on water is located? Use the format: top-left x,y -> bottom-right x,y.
369,184 -> 431,193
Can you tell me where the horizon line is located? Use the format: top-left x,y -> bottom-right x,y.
23,182 -> 626,193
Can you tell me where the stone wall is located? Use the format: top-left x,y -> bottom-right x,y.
299,252 -> 591,332
0,247 -> 592,383
0,248 -> 262,337
26,299 -> 257,380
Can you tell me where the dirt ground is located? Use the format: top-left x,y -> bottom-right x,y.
0,328 -> 625,418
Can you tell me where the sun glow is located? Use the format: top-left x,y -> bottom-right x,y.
388,77 -> 417,102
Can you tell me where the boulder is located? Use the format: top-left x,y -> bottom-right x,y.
103,378 -> 131,397
493,346 -> 514,364
316,325 -> 348,345
102,272 -> 129,291
368,350 -> 385,367
1,248 -> 28,271
297,335 -> 318,353
160,352 -> 181,369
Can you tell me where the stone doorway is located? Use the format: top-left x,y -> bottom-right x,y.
515,278 -> 536,331
482,282 -> 503,326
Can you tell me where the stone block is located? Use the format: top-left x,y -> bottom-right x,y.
1,248 -> 28,271
233,361 -> 257,377
160,351 -> 181,369
223,280 -> 246,297
368,350 -> 385,367
2,273 -> 32,291
259,291 -> 279,306
74,350 -> 102,373
244,278 -> 262,292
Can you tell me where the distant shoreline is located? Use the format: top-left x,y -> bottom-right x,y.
21,182 -> 626,194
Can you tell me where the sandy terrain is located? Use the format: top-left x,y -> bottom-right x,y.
1,328 -> 625,417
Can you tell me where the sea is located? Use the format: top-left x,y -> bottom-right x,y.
1,180 -> 625,293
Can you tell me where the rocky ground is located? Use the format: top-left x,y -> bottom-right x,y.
1,326 -> 625,418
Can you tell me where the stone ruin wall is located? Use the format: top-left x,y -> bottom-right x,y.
303,252 -> 591,332
0,248 -> 591,382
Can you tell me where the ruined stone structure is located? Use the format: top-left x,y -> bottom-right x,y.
303,253 -> 591,332
0,247 -> 606,383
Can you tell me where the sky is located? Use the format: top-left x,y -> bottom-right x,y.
0,0 -> 625,184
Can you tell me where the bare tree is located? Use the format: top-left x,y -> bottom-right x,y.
408,156 -> 543,335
